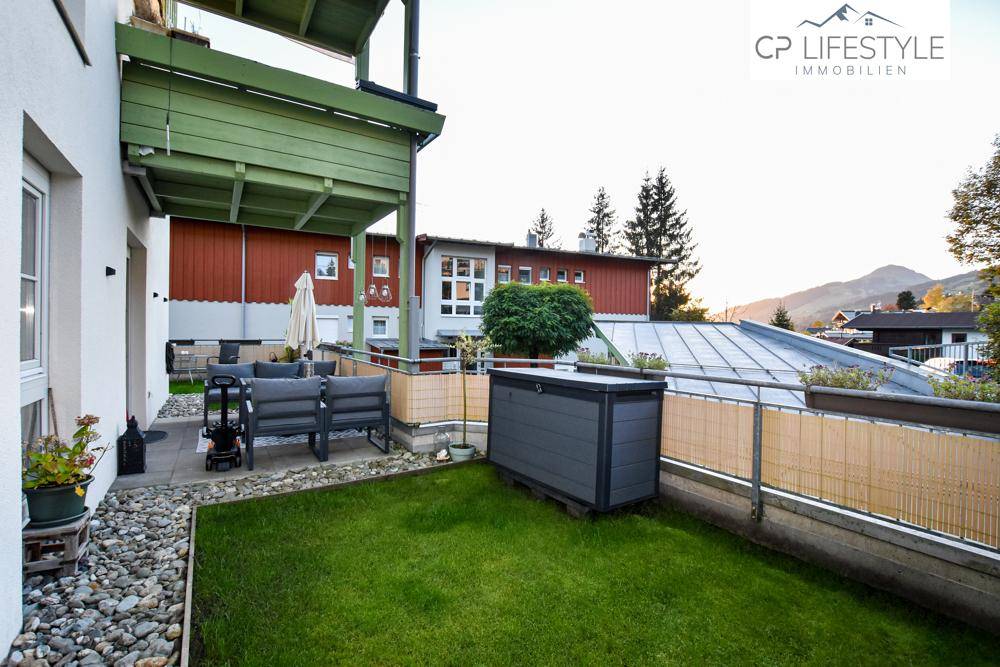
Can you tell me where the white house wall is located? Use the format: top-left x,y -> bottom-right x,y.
0,0 -> 168,648
170,301 -> 400,344
421,242 -> 496,338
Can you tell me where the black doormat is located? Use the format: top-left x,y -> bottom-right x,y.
144,430 -> 168,444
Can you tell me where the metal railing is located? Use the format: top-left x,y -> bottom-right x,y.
888,341 -> 989,377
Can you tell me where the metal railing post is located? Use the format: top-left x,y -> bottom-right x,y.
751,389 -> 764,521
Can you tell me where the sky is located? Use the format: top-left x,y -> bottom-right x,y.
176,0 -> 1000,312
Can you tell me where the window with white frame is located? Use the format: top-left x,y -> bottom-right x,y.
440,255 -> 486,316
518,267 -> 532,284
574,270 -> 585,283
314,252 -> 338,280
372,255 -> 390,278
372,317 -> 388,337
539,267 -> 551,281
21,154 -> 49,446
497,265 -> 511,284
556,268 -> 568,282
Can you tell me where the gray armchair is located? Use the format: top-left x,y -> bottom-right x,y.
244,376 -> 326,470
324,375 -> 391,453
204,363 -> 254,427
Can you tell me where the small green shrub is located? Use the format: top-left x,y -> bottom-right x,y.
929,376 -> 1000,403
797,365 -> 893,391
629,352 -> 669,371
576,348 -> 613,365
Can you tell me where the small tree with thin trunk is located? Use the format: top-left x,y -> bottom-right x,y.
480,283 -> 594,363
453,333 -> 492,448
769,303 -> 795,330
531,208 -> 558,248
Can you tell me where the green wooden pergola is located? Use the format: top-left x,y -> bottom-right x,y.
117,0 -> 439,360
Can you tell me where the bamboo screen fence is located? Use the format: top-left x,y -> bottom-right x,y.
661,393 -> 1000,549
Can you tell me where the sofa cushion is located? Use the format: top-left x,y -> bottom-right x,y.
325,375 -> 386,413
330,409 -> 384,426
255,361 -> 302,379
252,376 -> 322,405
207,362 -> 254,382
257,399 -> 317,419
299,360 -> 337,378
257,415 -> 320,431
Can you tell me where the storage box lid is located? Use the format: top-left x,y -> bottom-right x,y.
488,368 -> 667,393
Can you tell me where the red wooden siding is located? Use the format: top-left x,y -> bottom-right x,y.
170,219 -> 402,306
493,249 -> 650,315
368,344 -> 451,371
169,218 -> 243,302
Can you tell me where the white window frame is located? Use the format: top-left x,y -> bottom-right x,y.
314,251 -> 339,280
497,265 -> 511,284
372,255 -> 390,278
440,255 -> 487,317
372,316 -> 389,338
518,266 -> 532,284
539,267 -> 551,282
574,270 -> 585,284
556,268 -> 568,283
21,153 -> 50,443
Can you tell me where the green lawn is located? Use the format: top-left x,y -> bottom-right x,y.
170,379 -> 203,394
193,465 -> 999,666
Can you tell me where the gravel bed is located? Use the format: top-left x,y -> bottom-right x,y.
7,451 -> 445,667
156,395 -> 208,420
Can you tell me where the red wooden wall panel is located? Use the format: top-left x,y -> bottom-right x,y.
170,219 -> 652,314
494,249 -> 650,315
169,218 -> 242,302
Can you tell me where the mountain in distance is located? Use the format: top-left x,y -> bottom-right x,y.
721,265 -> 986,329
798,3 -> 859,28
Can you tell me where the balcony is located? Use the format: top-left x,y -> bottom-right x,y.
116,23 -> 444,234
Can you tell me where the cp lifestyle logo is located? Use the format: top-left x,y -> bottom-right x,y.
749,0 -> 950,81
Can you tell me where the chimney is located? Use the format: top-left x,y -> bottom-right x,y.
870,303 -> 881,313
526,231 -> 538,248
578,232 -> 597,253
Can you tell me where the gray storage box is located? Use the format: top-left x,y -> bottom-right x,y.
486,368 -> 666,512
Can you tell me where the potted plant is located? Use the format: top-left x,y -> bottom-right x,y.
449,333 -> 492,462
22,415 -> 107,527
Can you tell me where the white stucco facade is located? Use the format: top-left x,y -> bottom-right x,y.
942,329 -> 988,344
1,0 -> 169,648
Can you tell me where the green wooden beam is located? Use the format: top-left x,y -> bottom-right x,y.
369,203 -> 396,224
355,40 -> 370,81
298,0 -> 317,35
294,178 -> 334,230
130,147 -> 400,203
116,24 -> 445,136
234,0 -> 244,16
352,229 -> 366,355
354,1 -> 390,54
230,162 -> 246,223
122,161 -> 164,214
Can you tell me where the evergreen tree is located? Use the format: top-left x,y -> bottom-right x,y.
622,173 -> 655,257
531,208 -> 558,248
769,303 -> 795,330
896,290 -> 917,311
585,187 -> 617,253
653,167 -> 700,288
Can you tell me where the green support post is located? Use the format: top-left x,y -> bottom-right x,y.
352,228 -> 366,357
355,41 -> 370,81
396,200 -> 411,369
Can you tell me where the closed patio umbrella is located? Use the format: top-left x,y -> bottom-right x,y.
286,271 -> 320,355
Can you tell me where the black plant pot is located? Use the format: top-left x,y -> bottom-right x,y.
23,476 -> 92,528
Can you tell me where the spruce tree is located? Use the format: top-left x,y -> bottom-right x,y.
769,303 -> 795,331
622,173 -> 655,257
531,208 -> 558,248
653,167 -> 700,287
585,187 -> 617,253
896,290 -> 917,311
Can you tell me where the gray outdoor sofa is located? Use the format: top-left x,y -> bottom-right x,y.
204,359 -> 336,427
242,376 -> 327,470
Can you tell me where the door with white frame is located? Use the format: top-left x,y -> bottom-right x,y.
21,154 -> 50,447
317,316 -> 339,344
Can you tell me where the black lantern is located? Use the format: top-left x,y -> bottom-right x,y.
117,416 -> 146,475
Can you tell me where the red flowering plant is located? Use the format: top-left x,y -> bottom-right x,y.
23,415 -> 107,496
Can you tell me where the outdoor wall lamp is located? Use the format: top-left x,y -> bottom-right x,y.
357,289 -> 366,305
